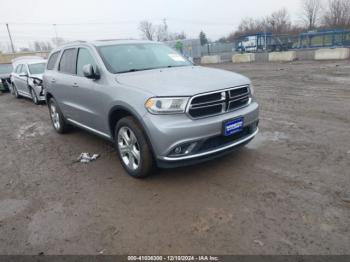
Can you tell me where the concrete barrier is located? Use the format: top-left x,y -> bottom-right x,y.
200,55 -> 222,64
232,53 -> 255,63
296,49 -> 316,61
315,48 -> 350,60
269,51 -> 297,62
255,53 -> 268,63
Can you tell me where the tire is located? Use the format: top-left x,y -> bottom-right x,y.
12,84 -> 21,98
30,87 -> 39,105
115,116 -> 154,178
48,98 -> 70,134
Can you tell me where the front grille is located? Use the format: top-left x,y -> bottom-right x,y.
198,127 -> 250,153
189,104 -> 224,118
188,86 -> 251,118
196,121 -> 258,153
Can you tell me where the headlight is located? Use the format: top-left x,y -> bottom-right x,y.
145,97 -> 189,114
33,78 -> 42,85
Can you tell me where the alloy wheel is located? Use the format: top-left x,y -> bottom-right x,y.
50,103 -> 60,130
117,127 -> 141,171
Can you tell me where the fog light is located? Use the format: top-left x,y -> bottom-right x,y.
169,142 -> 198,157
174,146 -> 182,154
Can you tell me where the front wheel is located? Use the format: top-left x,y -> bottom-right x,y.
12,84 -> 21,98
30,87 -> 39,105
115,116 -> 154,178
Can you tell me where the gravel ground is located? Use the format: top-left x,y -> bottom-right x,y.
0,60 -> 349,255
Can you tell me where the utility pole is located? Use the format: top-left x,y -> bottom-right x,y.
264,26 -> 268,55
6,23 -> 15,53
53,24 -> 58,46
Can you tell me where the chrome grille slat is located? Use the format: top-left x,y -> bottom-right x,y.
190,102 -> 224,110
229,95 -> 250,103
230,92 -> 250,99
187,85 -> 251,119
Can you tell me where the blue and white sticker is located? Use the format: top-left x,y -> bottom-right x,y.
224,118 -> 244,136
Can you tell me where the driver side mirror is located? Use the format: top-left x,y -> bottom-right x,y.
83,64 -> 100,80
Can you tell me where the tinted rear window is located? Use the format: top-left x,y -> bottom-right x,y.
47,51 -> 60,70
59,49 -> 77,74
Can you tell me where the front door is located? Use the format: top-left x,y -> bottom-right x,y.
70,47 -> 108,134
17,64 -> 30,95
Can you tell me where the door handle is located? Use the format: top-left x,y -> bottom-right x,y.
72,83 -> 79,87
51,78 -> 56,83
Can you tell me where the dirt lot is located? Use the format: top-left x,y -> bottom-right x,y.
0,61 -> 349,255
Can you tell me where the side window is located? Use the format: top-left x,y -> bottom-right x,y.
20,64 -> 28,74
15,64 -> 22,73
58,48 -> 78,74
77,48 -> 97,76
47,51 -> 60,70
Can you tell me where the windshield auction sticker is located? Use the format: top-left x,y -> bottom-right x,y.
168,53 -> 186,62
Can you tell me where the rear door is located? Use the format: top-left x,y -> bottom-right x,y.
12,64 -> 23,91
53,48 -> 79,119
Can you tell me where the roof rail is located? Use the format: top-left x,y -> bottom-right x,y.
63,40 -> 87,45
95,38 -> 135,42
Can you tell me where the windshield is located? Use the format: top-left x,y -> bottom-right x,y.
0,64 -> 13,74
98,43 -> 192,73
28,63 -> 46,74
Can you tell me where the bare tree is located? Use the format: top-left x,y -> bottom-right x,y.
33,41 -> 53,52
52,37 -> 66,47
300,0 -> 322,30
322,0 -> 350,28
156,18 -> 169,41
139,19 -> 186,42
232,17 -> 265,38
264,8 -> 292,34
168,31 -> 187,41
139,20 -> 155,40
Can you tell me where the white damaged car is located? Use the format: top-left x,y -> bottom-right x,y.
10,56 -> 46,104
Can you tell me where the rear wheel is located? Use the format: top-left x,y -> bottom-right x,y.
115,116 -> 154,178
48,98 -> 70,133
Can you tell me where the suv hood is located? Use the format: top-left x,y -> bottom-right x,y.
115,66 -> 250,96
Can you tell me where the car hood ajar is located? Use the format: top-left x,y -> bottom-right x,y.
30,74 -> 43,80
115,66 -> 250,96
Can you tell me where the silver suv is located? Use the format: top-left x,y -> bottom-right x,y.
11,56 -> 46,104
43,40 -> 259,178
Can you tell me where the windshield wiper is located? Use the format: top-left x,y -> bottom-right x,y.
117,65 -> 191,74
117,67 -> 161,74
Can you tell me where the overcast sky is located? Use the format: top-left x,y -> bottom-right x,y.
0,0 -> 301,50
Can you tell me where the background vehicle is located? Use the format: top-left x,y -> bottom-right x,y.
236,33 -> 293,53
44,40 -> 259,178
0,63 -> 13,92
11,56 -> 47,104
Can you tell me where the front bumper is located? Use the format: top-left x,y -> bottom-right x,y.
143,101 -> 259,167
